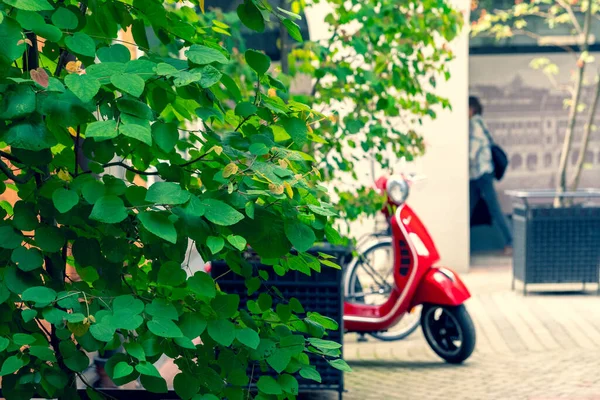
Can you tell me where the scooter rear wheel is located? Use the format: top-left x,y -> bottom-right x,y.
345,239 -> 420,341
421,304 -> 476,364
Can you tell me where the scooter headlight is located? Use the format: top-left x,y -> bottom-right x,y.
386,176 -> 409,205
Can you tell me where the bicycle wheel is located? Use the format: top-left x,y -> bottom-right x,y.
344,238 -> 420,341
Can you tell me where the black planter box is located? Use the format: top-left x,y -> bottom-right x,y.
211,243 -> 351,399
507,189 -> 600,294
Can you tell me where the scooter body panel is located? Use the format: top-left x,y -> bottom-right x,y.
344,201 -> 470,333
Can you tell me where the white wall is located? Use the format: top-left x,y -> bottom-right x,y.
305,1 -> 472,272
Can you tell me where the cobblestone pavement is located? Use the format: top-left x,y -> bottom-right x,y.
340,265 -> 600,400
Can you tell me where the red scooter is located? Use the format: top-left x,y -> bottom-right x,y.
343,175 -> 476,363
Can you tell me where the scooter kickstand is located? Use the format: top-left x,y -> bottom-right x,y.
357,333 -> 368,342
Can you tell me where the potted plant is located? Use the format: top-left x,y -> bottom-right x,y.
472,0 -> 600,293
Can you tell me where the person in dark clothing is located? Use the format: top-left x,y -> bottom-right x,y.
469,96 -> 512,253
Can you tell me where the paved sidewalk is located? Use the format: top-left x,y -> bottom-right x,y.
342,265 -> 600,400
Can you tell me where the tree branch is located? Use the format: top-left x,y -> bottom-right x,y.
0,159 -> 33,183
177,154 -> 208,168
0,150 -> 22,164
555,0 -> 593,204
570,73 -> 600,190
556,0 -> 583,35
99,161 -> 160,176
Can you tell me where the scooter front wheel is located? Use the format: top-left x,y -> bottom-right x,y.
421,304 -> 476,364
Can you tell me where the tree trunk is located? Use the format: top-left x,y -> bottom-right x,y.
570,73 -> 600,191
555,0 -> 593,206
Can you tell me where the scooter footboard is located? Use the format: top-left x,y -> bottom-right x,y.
410,267 -> 471,307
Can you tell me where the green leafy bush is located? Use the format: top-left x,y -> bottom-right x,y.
0,0 -> 348,398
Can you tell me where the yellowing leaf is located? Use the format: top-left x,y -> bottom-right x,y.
269,183 -> 284,195
294,173 -> 303,180
17,38 -> 33,47
30,67 -> 49,88
67,127 -> 77,137
66,61 -> 83,74
268,88 -> 277,97
199,0 -> 205,13
209,145 -> 223,156
57,169 -> 72,182
223,162 -> 239,178
278,159 -> 288,168
283,182 -> 293,198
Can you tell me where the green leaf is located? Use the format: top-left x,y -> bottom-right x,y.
52,188 -> 79,213
0,85 -> 35,119
155,63 -> 179,76
4,0 -> 53,11
89,323 -> 115,342
0,226 -> 22,249
21,286 -> 57,307
111,73 -> 145,97
138,212 -> 177,243
245,49 -> 270,75
90,195 -> 128,224
278,374 -> 299,395
11,247 -> 43,272
267,349 -> 291,373
308,338 -> 342,350
65,32 -> 96,57
174,372 -> 201,400
328,358 -> 352,372
5,120 -> 57,151
284,221 -> 315,253
307,312 -> 339,330
235,102 -> 257,118
21,309 -> 37,323
199,199 -> 244,226
65,74 -> 101,103
135,361 -> 162,377
82,180 -> 105,204
147,318 -> 183,338
51,8 -> 78,30
249,143 -> 268,156
227,235 -> 246,251
211,294 -> 239,319
34,23 -> 62,42
258,293 -> 272,311
0,355 -> 25,376
113,295 -> 145,316
97,44 -> 131,63
187,272 -> 216,299
124,342 -> 145,361
140,375 -> 168,394
206,236 -> 224,254
237,0 -> 265,32
179,313 -> 207,339
113,362 -> 134,380
146,298 -> 178,320
207,319 -> 235,346
299,366 -> 321,383
29,346 -> 57,362
282,19 -> 303,42
0,336 -> 9,352
146,182 -> 190,205
157,261 -> 186,287
257,376 -> 282,395
186,44 -> 228,65
0,18 -> 25,64
281,117 -> 307,146
199,65 -> 222,88
13,333 -> 35,345
151,122 -> 178,153
120,123 -> 152,145
236,328 -> 260,350
86,120 -> 119,142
